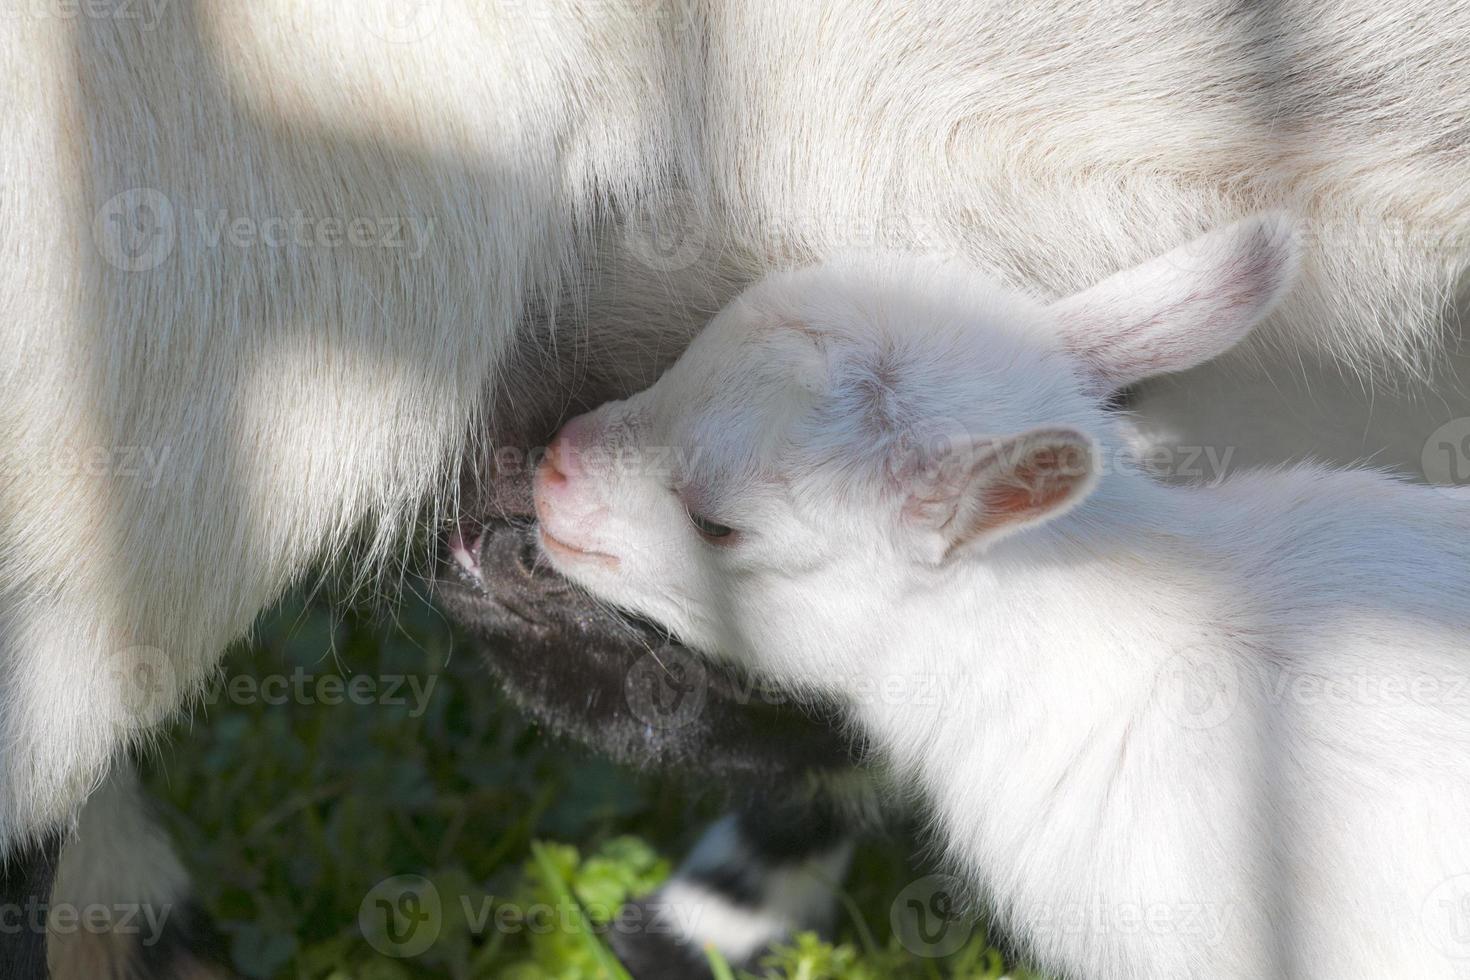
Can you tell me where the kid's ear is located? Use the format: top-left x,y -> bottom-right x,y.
902,427 -> 1098,563
1051,214 -> 1300,392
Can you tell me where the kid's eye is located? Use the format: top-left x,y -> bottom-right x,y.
687,510 -> 735,540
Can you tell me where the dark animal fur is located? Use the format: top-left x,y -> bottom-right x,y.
1,832 -> 61,980
436,514 -> 858,780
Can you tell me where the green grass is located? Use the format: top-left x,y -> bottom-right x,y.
142,589 -> 1046,979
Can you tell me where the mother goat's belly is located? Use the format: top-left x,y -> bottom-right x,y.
0,2 -> 664,844
0,0 -> 672,645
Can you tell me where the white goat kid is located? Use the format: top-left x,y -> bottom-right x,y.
532,217 -> 1470,980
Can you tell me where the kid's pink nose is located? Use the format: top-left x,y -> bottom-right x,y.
537,414 -> 595,492
539,435 -> 570,488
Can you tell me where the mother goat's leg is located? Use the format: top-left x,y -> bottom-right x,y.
47,765 -> 231,980
0,831 -> 61,980
0,0 -> 676,868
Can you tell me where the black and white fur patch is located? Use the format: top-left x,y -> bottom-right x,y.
610,800 -> 857,979
1,829 -> 61,980
47,766 -> 232,980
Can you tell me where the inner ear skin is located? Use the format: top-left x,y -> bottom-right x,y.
980,444 -> 1091,526
979,478 -> 1068,530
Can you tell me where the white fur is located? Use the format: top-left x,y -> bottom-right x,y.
536,221 -> 1470,978
3,0 -> 1468,864
47,765 -> 228,979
